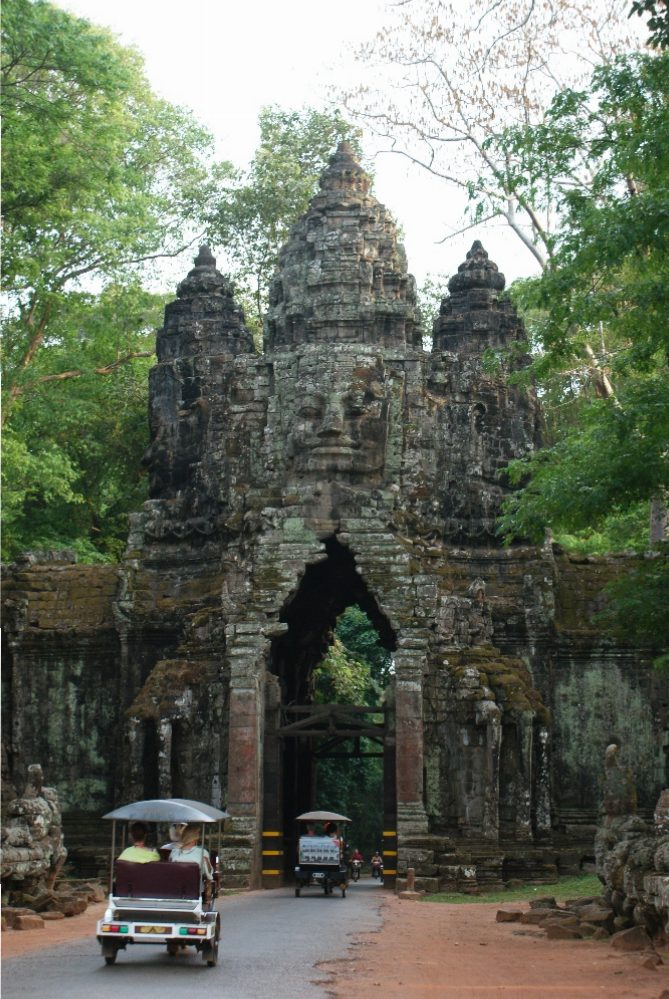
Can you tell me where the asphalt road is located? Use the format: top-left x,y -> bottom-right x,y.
2,880 -> 385,999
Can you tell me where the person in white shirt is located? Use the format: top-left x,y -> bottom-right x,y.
169,822 -> 213,882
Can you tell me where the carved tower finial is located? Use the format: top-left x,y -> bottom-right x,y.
265,141 -> 418,350
319,141 -> 371,194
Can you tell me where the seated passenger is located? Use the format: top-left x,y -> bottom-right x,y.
324,822 -> 341,853
169,822 -> 213,882
117,821 -> 160,863
159,821 -> 186,860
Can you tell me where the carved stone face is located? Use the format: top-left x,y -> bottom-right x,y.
285,352 -> 389,479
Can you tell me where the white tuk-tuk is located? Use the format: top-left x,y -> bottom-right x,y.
293,810 -> 350,898
96,798 -> 228,966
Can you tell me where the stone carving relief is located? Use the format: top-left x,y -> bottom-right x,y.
282,349 -> 390,482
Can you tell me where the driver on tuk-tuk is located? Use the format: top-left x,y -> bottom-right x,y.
117,822 -> 160,863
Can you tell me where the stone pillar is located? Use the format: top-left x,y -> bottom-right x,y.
220,624 -> 269,889
515,713 -> 534,842
534,725 -> 552,838
157,719 -> 173,799
395,642 -> 429,837
478,702 -> 502,842
261,673 -> 284,887
125,716 -> 145,803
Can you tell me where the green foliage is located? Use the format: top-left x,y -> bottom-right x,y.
333,605 -> 394,694
208,106 -> 363,326
313,606 -> 392,856
496,53 -> 669,547
312,637 -> 370,704
2,0 -> 230,414
423,874 -> 602,904
596,544 -> 669,667
2,284 -> 163,562
2,0 -> 224,295
1,0 -> 231,560
499,375 -> 669,545
629,0 -> 669,48
494,51 -> 669,655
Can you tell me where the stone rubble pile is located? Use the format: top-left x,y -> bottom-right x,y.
497,746 -> 669,967
497,893 -> 663,955
2,881 -> 106,931
1,764 -> 67,899
594,755 -> 669,941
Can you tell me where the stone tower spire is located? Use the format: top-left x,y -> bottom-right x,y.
432,240 -> 526,358
265,142 -> 420,351
156,245 -> 255,362
143,245 -> 255,499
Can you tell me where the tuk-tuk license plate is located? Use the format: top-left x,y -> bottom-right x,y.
136,925 -> 172,934
312,873 -> 324,879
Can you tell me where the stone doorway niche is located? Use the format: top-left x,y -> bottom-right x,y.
262,536 -> 397,886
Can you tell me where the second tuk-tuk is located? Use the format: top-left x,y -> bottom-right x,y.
96,798 -> 228,966
293,810 -> 350,898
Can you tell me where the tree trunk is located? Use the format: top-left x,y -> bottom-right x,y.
649,495 -> 669,546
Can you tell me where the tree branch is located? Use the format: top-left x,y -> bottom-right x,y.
3,351 -> 155,423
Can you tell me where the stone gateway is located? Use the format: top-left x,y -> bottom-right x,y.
2,144 -> 667,891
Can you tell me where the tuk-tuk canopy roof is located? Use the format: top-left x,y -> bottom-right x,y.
103,798 -> 229,823
296,810 -> 351,823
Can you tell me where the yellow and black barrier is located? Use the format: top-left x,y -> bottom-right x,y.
261,830 -> 283,887
382,829 -> 397,886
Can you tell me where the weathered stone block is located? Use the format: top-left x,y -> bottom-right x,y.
545,923 -> 582,940
611,925 -> 653,951
15,914 -> 45,930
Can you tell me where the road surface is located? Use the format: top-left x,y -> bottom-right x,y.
2,881 -> 385,999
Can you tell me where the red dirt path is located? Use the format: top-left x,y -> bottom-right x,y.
3,896 -> 669,997
318,895 -> 669,998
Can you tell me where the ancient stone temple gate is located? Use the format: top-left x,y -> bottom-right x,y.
3,145 -> 667,890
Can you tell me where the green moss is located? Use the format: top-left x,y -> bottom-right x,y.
128,658 -> 213,719
423,873 -> 602,905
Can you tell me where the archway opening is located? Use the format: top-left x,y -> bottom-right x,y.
264,536 -> 396,882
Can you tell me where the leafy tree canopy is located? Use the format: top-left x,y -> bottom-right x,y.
630,0 -> 669,48
492,51 -> 669,660
1,0 -> 231,422
495,52 -> 669,548
1,0 -> 231,560
1,284 -> 165,562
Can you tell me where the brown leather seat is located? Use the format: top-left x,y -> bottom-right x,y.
114,860 -> 201,899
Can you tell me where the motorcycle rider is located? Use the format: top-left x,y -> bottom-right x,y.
349,847 -> 363,879
371,849 -> 384,881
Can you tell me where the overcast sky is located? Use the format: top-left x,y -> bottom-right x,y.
60,0 -> 542,288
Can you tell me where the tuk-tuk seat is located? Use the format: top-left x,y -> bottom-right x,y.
114,860 -> 201,900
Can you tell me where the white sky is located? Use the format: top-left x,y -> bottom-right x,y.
60,0 -> 543,288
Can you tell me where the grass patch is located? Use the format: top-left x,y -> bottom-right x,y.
422,874 -> 602,905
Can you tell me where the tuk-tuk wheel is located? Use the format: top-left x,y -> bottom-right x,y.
102,941 -> 118,965
341,886 -> 346,898
295,887 -> 300,897
202,938 -> 218,967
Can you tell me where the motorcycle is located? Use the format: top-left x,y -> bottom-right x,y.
350,859 -> 362,882
371,859 -> 384,883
